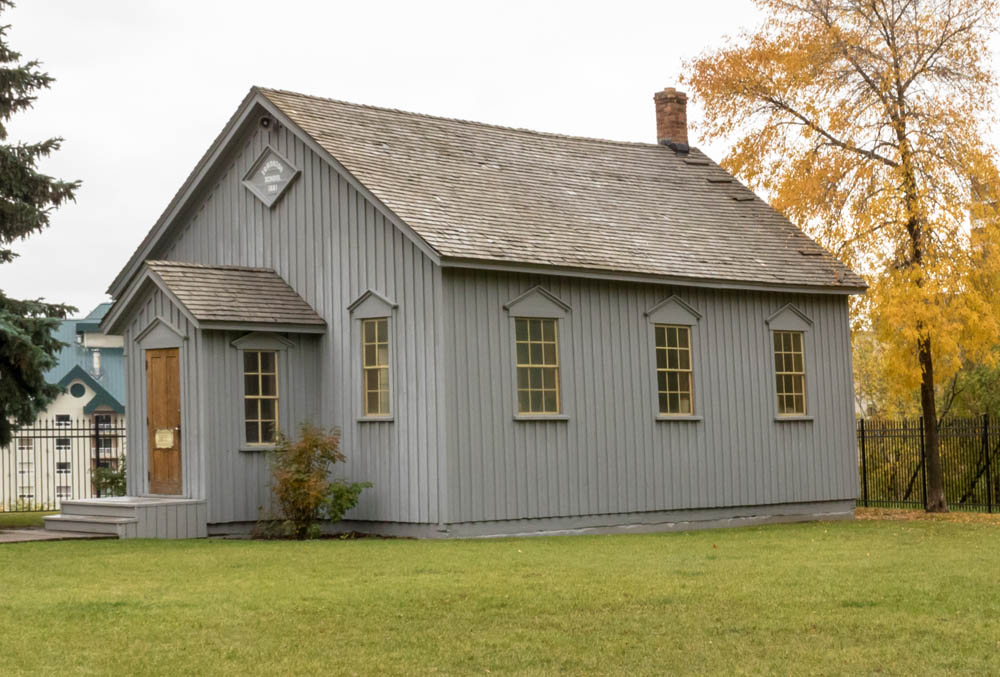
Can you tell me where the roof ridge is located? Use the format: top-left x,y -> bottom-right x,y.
146,260 -> 276,273
257,86 -> 701,153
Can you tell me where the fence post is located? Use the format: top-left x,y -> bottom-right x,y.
859,418 -> 869,508
919,417 -> 928,510
985,413 -> 993,514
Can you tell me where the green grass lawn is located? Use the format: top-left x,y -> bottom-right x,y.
1,519 -> 998,675
0,511 -> 53,530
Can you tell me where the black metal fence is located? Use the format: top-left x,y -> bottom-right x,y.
1,417 -> 127,512
858,416 -> 999,512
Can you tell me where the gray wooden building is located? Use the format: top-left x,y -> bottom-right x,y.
46,86 -> 865,539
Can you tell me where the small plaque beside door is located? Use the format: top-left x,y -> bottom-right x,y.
154,428 -> 175,449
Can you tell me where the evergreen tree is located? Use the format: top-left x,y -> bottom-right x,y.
0,0 -> 80,445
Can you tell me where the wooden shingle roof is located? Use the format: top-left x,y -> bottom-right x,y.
261,88 -> 865,291
146,261 -> 325,326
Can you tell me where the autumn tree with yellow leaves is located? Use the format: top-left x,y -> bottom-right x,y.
685,0 -> 1000,512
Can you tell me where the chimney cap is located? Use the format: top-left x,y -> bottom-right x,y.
654,87 -> 687,101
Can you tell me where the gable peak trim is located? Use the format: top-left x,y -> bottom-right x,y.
644,295 -> 702,322
136,316 -> 188,344
766,303 -> 813,327
231,331 -> 296,350
503,286 -> 571,314
348,289 -> 398,314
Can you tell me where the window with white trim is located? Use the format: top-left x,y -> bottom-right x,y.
773,330 -> 807,416
362,318 -> 391,417
655,324 -> 694,415
514,317 -> 561,415
243,350 -> 279,444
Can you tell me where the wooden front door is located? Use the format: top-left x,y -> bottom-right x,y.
146,348 -> 182,495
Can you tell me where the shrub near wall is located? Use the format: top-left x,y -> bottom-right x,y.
261,423 -> 371,539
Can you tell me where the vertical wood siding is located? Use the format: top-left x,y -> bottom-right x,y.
145,119 -> 443,525
443,269 -> 857,524
123,286 -> 202,500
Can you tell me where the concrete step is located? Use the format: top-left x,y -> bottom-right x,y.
44,514 -> 135,536
60,499 -> 138,519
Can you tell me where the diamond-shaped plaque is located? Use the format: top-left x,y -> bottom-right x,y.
242,146 -> 300,208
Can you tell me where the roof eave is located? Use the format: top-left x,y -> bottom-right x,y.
438,256 -> 868,296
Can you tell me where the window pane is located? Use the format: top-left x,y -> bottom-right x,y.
378,367 -> 389,390
543,390 -> 557,413
657,371 -> 667,392
529,367 -> 541,389
529,319 -> 542,341
656,348 -> 666,370
517,367 -> 529,388
542,343 -> 556,365
655,326 -> 666,348
516,343 -> 530,365
658,392 -> 669,414
678,393 -> 692,415
377,345 -> 389,366
261,421 -> 276,443
246,422 -> 259,444
515,319 -> 528,341
245,399 -> 258,420
678,327 -> 689,348
260,375 -> 277,397
260,351 -> 276,374
244,351 -> 258,373
244,375 -> 259,396
542,319 -> 555,342
376,318 -> 388,342
668,393 -> 679,413
668,350 -> 678,369
679,350 -> 690,370
518,390 -> 530,413
542,368 -> 555,389
366,391 -> 380,415
366,369 -> 380,390
260,398 -> 276,421
667,371 -> 678,391
379,390 -> 390,414
530,343 -> 543,364
364,344 -> 376,367
364,320 -> 376,342
530,390 -> 543,412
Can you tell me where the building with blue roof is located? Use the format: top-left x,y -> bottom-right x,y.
43,303 -> 126,420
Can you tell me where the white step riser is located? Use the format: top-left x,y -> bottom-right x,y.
60,502 -> 137,519
43,516 -> 124,536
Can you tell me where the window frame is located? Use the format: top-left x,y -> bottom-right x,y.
231,332 -> 294,451
645,295 -> 703,422
654,324 -> 695,417
514,317 -> 563,416
361,317 -> 392,419
772,330 -> 808,417
242,349 -> 281,447
349,290 -> 398,423
765,304 -> 815,422
503,286 -> 572,422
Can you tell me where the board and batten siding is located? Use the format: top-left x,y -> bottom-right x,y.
199,332 -> 321,524
442,269 -> 857,525
123,285 -> 204,500
147,117 -> 444,526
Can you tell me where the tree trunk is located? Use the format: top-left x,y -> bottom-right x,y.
918,336 -> 948,512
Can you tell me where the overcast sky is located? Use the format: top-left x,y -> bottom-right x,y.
1,1 -> 777,314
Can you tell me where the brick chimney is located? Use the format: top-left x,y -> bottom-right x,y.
654,87 -> 688,149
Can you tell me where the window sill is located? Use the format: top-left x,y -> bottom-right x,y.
775,416 -> 815,422
239,445 -> 277,453
655,415 -> 703,422
358,416 -> 394,423
513,414 -> 569,422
